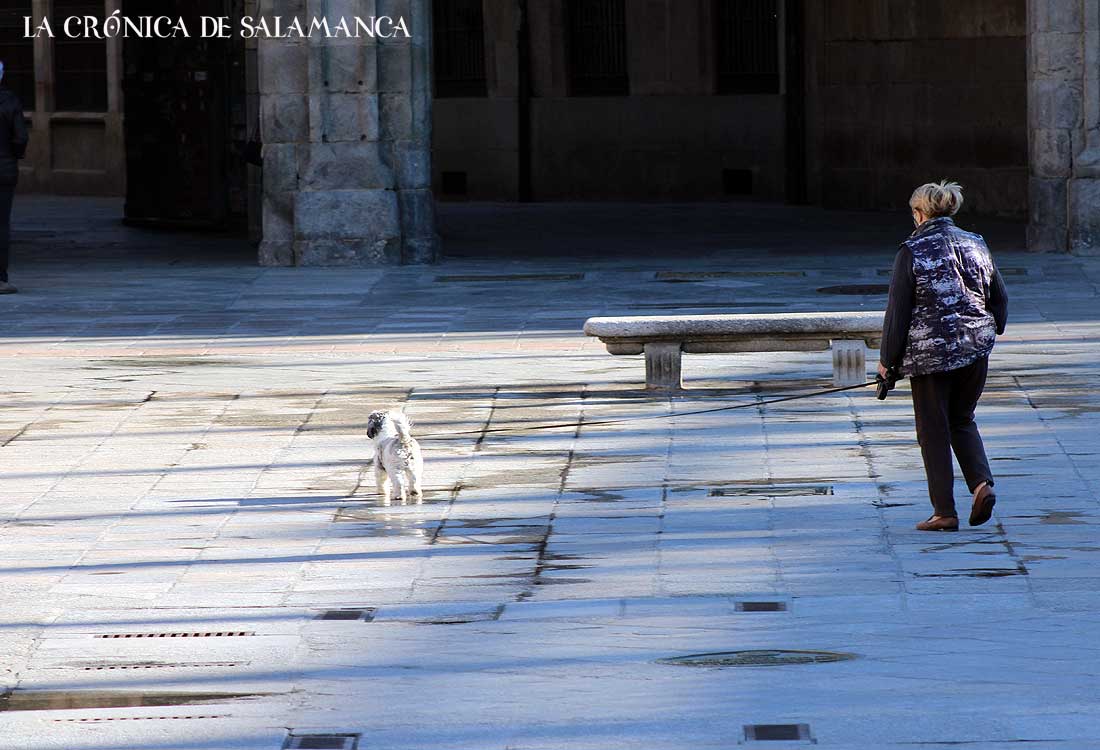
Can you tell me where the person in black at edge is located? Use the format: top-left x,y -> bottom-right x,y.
879,181 -> 1009,532
0,61 -> 29,295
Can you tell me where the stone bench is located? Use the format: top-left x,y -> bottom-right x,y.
583,311 -> 885,390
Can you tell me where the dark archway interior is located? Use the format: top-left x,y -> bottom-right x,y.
121,0 -> 249,230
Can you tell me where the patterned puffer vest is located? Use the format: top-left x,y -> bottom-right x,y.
902,217 -> 998,377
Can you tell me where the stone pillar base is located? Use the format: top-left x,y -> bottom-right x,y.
1069,177 -> 1100,255
831,340 -> 867,386
256,0 -> 437,267
645,343 -> 684,390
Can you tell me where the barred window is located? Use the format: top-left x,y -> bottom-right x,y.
715,0 -> 780,94
433,0 -> 487,98
0,0 -> 35,109
566,0 -> 628,97
53,0 -> 107,111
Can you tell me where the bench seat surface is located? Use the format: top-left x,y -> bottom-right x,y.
584,311 -> 885,340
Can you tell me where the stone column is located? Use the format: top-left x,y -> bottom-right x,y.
257,0 -> 439,266
1028,0 -> 1100,254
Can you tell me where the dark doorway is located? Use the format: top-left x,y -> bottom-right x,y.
121,0 -> 249,229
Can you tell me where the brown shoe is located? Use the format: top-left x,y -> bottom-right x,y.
969,483 -> 997,527
916,515 -> 959,532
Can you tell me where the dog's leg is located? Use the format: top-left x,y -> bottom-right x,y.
392,471 -> 408,505
409,469 -> 423,503
375,468 -> 392,506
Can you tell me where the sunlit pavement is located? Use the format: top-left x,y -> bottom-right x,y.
1,199 -> 1098,749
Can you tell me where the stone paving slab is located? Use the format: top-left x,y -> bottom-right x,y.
0,201 -> 1098,748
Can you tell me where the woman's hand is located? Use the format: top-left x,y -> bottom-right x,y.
878,362 -> 890,380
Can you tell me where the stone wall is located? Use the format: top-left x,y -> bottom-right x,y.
807,0 -> 1029,218
258,0 -> 438,266
1028,0 -> 1100,253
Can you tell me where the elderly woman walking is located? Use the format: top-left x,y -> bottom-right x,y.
878,181 -> 1008,532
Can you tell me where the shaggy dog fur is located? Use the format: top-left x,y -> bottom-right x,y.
367,410 -> 423,504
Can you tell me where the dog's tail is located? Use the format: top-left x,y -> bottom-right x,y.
391,411 -> 415,446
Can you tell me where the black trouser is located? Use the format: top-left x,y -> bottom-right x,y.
0,181 -> 13,283
910,356 -> 994,518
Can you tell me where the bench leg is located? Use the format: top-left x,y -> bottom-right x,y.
644,342 -> 683,390
831,340 -> 867,387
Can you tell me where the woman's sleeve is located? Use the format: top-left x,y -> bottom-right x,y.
879,247 -> 915,370
988,267 -> 1008,335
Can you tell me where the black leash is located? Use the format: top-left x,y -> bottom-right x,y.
422,380 -> 879,440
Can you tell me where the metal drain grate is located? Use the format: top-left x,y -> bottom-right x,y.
659,650 -> 856,667
95,632 -> 255,639
817,283 -> 889,295
82,662 -> 246,671
656,271 -> 806,280
745,723 -> 813,742
627,302 -> 788,309
54,715 -> 229,723
736,601 -> 788,612
710,485 -> 832,497
284,735 -> 360,750
316,610 -> 375,622
435,273 -> 584,282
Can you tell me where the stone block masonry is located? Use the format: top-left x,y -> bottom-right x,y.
257,0 -> 439,266
1028,0 -> 1100,254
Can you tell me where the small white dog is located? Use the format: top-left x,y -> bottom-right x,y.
366,410 -> 423,504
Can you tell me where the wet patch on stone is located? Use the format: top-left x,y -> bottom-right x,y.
416,606 -> 505,625
433,518 -> 552,547
532,577 -> 592,585
0,691 -> 267,713
1016,374 -> 1100,417
331,507 -> 436,540
570,453 -> 653,468
560,489 -> 628,503
671,478 -> 836,495
1013,511 -> 1090,525
91,357 -> 244,368
659,650 -> 855,667
913,567 -> 1028,579
921,538 -> 1007,553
